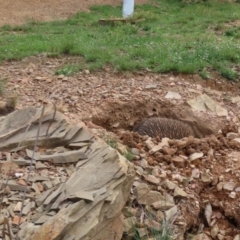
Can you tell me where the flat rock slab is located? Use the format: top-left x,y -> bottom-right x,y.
187,94 -> 228,117
8,107 -> 136,240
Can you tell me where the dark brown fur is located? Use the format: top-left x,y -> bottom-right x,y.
133,117 -> 194,139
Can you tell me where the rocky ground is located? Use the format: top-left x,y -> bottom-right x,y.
1,55 -> 240,239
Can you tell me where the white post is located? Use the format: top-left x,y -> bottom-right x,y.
122,0 -> 134,18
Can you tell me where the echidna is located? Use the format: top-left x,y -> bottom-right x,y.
133,117 -> 194,139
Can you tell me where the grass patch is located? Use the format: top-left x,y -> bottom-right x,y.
0,0 -> 240,79
105,137 -> 118,149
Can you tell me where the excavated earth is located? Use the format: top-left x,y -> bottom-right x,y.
1,55 -> 240,239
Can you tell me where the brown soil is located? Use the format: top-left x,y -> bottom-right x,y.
0,0 -> 148,27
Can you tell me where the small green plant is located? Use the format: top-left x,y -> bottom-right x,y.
55,64 -> 81,76
124,150 -> 135,161
105,138 -> 118,149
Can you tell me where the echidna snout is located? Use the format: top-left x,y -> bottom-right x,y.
133,117 -> 194,139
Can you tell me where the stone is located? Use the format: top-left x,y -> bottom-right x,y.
165,180 -> 177,190
234,234 -> 240,240
165,205 -> 178,221
187,94 -> 228,117
191,168 -> 200,179
26,149 -> 40,160
131,148 -> 139,155
226,132 -> 239,139
223,182 -> 236,191
152,197 -> 175,211
42,181 -> 53,190
28,176 -> 50,182
35,215 -> 51,225
162,147 -> 176,156
14,202 -> 22,212
13,157 -> 32,166
189,152 -> 204,161
211,224 -> 219,238
140,159 -> 148,168
143,175 -> 160,185
12,216 -> 25,225
145,84 -> 157,89
1,180 -> 30,192
36,189 -> 52,206
144,219 -> 161,231
137,228 -> 148,238
229,192 -> 236,198
201,173 -> 211,183
133,183 -> 163,205
171,155 -> 185,168
217,182 -> 224,191
145,138 -> 155,150
36,161 -> 48,169
165,91 -> 182,99
191,233 -> 211,240
39,149 -> 87,164
17,179 -> 26,186
173,187 -> 187,197
22,202 -> 32,215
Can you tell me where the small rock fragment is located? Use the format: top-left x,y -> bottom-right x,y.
201,173 -> 211,183
223,182 -> 236,191
12,216 -> 25,225
171,156 -> 185,168
189,152 -> 204,161
165,180 -> 177,190
173,187 -> 187,197
165,205 -> 178,221
143,175 -> 160,185
165,91 -> 182,99
211,224 -> 219,238
229,192 -> 236,199
14,202 -> 22,212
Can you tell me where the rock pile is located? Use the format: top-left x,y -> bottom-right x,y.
0,107 -> 135,240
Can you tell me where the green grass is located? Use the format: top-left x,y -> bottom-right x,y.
124,150 -> 135,161
0,0 -> 240,79
105,137 -> 118,149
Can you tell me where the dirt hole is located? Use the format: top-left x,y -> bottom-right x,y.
91,100 -> 215,138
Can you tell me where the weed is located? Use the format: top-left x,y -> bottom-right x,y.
124,150 -> 135,161
105,138 -> 118,149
